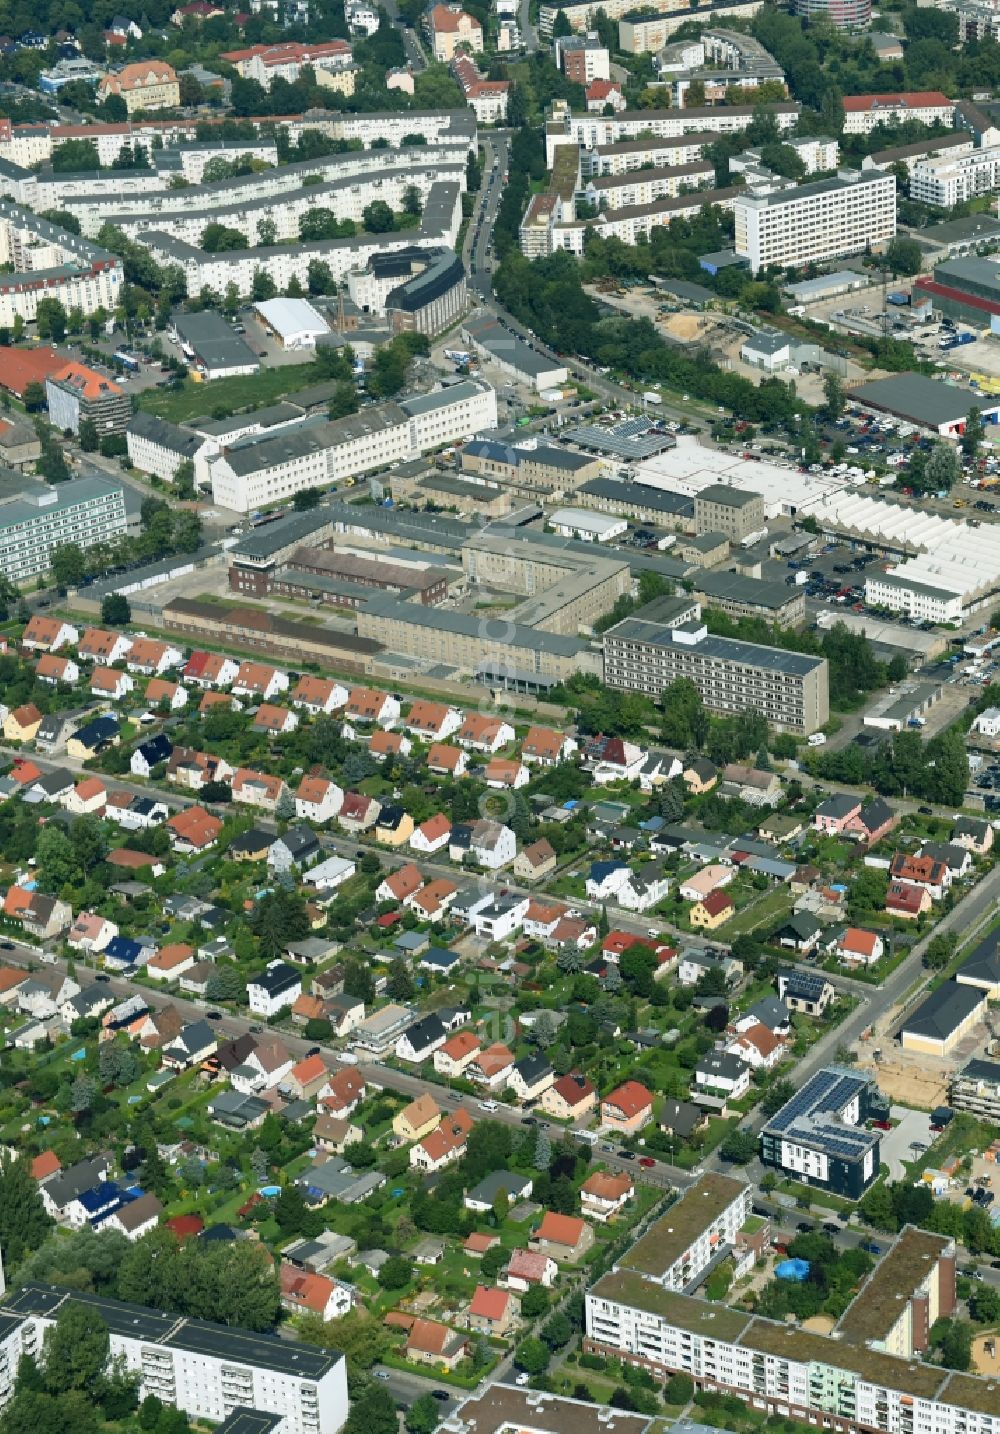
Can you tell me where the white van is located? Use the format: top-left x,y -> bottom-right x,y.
807,733 -> 827,746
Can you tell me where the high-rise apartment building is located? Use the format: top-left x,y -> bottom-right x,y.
733,171 -> 895,274
0,475 -> 128,583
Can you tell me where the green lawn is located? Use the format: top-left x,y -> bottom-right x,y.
137,361 -> 327,424
723,886 -> 794,937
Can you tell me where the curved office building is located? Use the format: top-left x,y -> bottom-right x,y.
793,0 -> 870,27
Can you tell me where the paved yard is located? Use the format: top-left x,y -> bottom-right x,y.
881,1106 -> 936,1181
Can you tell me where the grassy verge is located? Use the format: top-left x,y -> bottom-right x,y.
137,360 -> 327,423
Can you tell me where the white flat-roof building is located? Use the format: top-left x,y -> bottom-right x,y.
548,507 -> 628,542
254,297 -> 331,350
734,171 -> 896,274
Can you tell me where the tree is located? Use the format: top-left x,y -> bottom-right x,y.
552,8 -> 572,35
386,958 -> 415,1002
43,1304 -> 109,1394
35,826 -> 80,892
665,1373 -> 694,1405
252,270 -> 278,301
344,1383 -> 397,1434
292,487 -> 321,510
274,787 -> 296,821
0,1157 -> 52,1268
363,200 -> 395,233
970,1284 -> 1000,1324
885,236 -> 923,277
22,382 -> 46,412
328,382 -> 358,419
962,406 -> 985,459
49,542 -> 86,589
822,371 -> 844,420
36,298 -> 67,341
515,1337 -> 550,1374
71,1075 -> 97,1114
760,1079 -> 796,1116
173,459 -> 196,499
78,418 -> 99,452
541,1312 -> 572,1349
101,593 -> 131,626
406,1395 -> 442,1434
403,185 -> 422,217
924,442 -> 960,492
719,1129 -> 757,1164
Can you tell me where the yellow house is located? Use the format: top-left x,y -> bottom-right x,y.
393,1092 -> 441,1143
375,806 -> 415,847
683,758 -> 717,795
98,60 -> 180,113
689,890 -> 734,930
315,64 -> 357,96
3,703 -> 42,743
899,982 -> 986,1058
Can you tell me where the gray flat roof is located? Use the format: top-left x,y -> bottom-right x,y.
174,310 -> 260,374
0,473 -> 124,533
363,592 -> 592,657
739,171 -> 887,209
851,373 -> 999,426
3,1284 -> 342,1380
695,569 -> 796,610
606,615 -> 825,676
579,477 -> 693,516
696,483 -> 763,509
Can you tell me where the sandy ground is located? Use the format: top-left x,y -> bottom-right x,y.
973,1333 -> 1000,1377
802,1315 -> 837,1335
856,1056 -> 949,1111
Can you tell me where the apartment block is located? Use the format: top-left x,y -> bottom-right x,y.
555,34 -> 611,83
0,201 -> 123,324
126,411 -> 212,484
834,1227 -> 955,1358
0,475 -> 128,583
734,171 -> 896,275
0,1283 -> 347,1434
949,1056 -> 1000,1117
545,101 -> 799,166
46,362 -> 132,437
910,143 -> 1000,208
580,133 -> 717,177
842,90 -> 955,135
616,1173 -> 751,1291
759,1066 -> 881,1198
693,483 -> 765,541
603,601 -> 829,734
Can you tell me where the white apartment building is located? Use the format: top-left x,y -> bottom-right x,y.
615,1174 -> 752,1291
548,186 -> 737,257
0,476 -> 128,583
545,101 -> 798,166
734,171 -> 895,274
785,135 -> 840,173
842,90 -> 955,135
0,202 -> 123,323
865,571 -> 964,624
911,141 -> 1000,207
322,107 -> 477,150
210,381 -> 498,511
580,132 -> 716,177
126,411 -> 212,484
0,1284 -> 348,1434
584,161 -> 715,210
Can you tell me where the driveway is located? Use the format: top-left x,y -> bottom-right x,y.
881,1106 -> 935,1181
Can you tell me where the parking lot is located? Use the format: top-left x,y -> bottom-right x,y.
881,1106 -> 936,1181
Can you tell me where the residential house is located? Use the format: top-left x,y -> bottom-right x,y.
551,916 -> 598,950
4,887 -> 72,942
253,703 -> 299,736
166,747 -> 233,791
618,865 -> 670,912
465,1171 -> 533,1212
471,894 -> 529,943
890,852 -> 949,899
683,756 -> 717,794
600,1080 -> 653,1134
694,1049 -> 751,1104
344,686 -> 399,728
453,819 -> 516,870
232,767 -> 286,811
282,1053 -> 330,1101
853,797 -> 896,844
721,764 -> 781,806
247,960 -> 301,1017
165,805 -> 223,853
145,678 -> 188,711
231,661 -> 289,702
338,792 -> 381,834
426,743 -> 467,777
953,816 -> 993,856
374,804 -> 414,847
67,911 -> 118,954
690,890 -> 735,929
39,1156 -> 111,1222
21,615 -> 78,652
541,1072 -> 596,1121
280,1265 -> 353,1322
468,1042 -> 515,1089
457,713 -> 514,753
183,651 -> 240,688
513,838 -> 557,883
396,1013 -> 447,1064
659,1098 -> 707,1141
4,703 -> 43,742
505,1249 -> 556,1291
410,812 -> 452,854
131,733 -> 172,778
126,637 -> 183,675
886,880 -> 931,918
106,1192 -> 163,1243
295,775 -> 344,824
146,943 -> 196,983
405,700 -> 463,742
522,898 -> 568,941
78,627 -> 131,666
679,865 -> 733,902
410,1107 -> 474,1172
392,1092 -> 441,1142
434,1029 -> 481,1077
269,827 -> 321,873
580,1170 -> 634,1223
834,927 -> 884,969
813,793 -> 862,834
320,1067 -> 367,1120
774,911 -> 823,953
314,1113 -> 362,1154
521,725 -> 577,766
160,1019 -> 218,1070
727,1021 -> 785,1070
378,862 -> 424,905
777,969 -> 835,1015
586,860 -> 631,901
178,962 -> 215,998
410,878 -> 458,922
290,675 -> 348,714
920,840 -> 973,880
232,1036 -> 294,1093
405,1319 -> 468,1370
369,729 -> 411,761
508,1052 -> 554,1104
36,653 -> 80,685
484,757 -> 529,790
531,1211 -> 595,1261
467,1286 -> 518,1337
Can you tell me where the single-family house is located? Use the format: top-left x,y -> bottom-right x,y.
146,678 -> 188,711
338,792 -> 381,834
396,1013 -> 447,1063
411,1107 -> 474,1172
410,812 -> 452,854
405,1319 -> 468,1370
290,675 -> 348,714
679,865 -> 733,902
777,969 -> 835,1015
126,637 -> 183,676
457,713 -> 515,753
952,816 -> 993,856
465,1170 -> 533,1213
834,927 -> 884,968
434,1029 -> 481,1077
600,1080 -> 653,1134
468,1042 -> 515,1089
247,959 -> 301,1017
521,725 -> 577,766
253,703 -> 299,736
773,911 -> 823,953
585,859 -> 631,901
541,1071 -> 596,1121
231,767 -> 286,811
130,733 -> 172,778
268,826 -> 322,872
467,1286 -> 518,1337
36,653 -> 80,685
295,775 -> 344,824
405,700 -> 463,742
530,1211 -> 594,1261
320,1067 -> 367,1120
22,615 -> 78,652
78,628 -> 132,666
393,1092 -> 441,1142
146,943 -> 196,983
513,838 -> 557,884
375,804 -> 414,847
426,743 -> 468,777
345,686 -> 399,728
280,1264 -> 353,1322
484,757 -> 529,790
508,1052 -> 554,1104
91,666 -> 135,700
4,703 -> 43,742
165,805 -> 223,853
231,661 -> 289,702
505,1249 -> 556,1291
690,889 -> 735,929
886,880 -> 931,918
694,1049 -> 751,1103
67,911 -> 118,954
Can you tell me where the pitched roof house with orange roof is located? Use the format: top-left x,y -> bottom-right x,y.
165,805 -> 223,853
410,811 -> 452,854
182,651 -> 239,688
468,1041 -> 515,1090
408,877 -> 458,922
456,712 -> 514,753
530,1211 -> 595,1261
126,638 -> 183,675
78,627 -> 132,665
426,742 -> 467,776
726,1021 -> 785,1070
36,653 -> 80,685
427,2 -> 483,61
63,776 -> 107,816
370,728 -> 411,759
290,676 -> 348,714
600,1079 -> 653,1134
146,677 -> 188,710
405,1318 -> 469,1369
283,1053 -> 329,1101
513,838 -> 557,884
146,942 -> 196,982
252,703 -> 299,735
484,757 -> 529,790
581,1170 -> 634,1222
4,703 -> 43,742
232,660 -> 289,701
21,615 -> 78,652
67,911 -> 118,953
404,700 -> 463,742
376,862 -> 424,905
392,1092 -> 441,1143
231,767 -> 286,810
521,725 -> 577,765
834,926 -> 884,968
90,665 -> 134,700
295,774 -> 344,824
280,1264 -> 353,1322
540,1071 -> 596,1120
345,687 -> 400,728
0,967 -> 28,1006
467,1285 -> 517,1336
410,1107 -> 474,1172
433,1028 -> 481,1077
